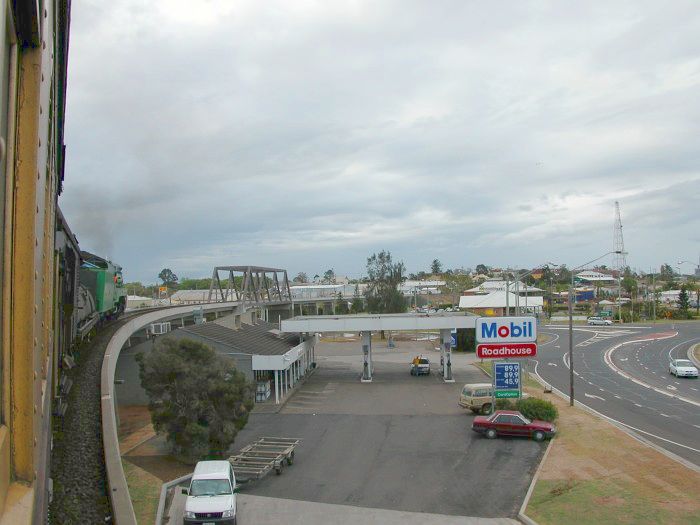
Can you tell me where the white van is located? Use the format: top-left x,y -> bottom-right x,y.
183,460 -> 238,525
458,383 -> 494,414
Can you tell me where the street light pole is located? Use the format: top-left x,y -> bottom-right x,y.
568,251 -> 621,406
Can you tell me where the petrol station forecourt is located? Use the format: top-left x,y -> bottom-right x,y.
225,312 -> 546,520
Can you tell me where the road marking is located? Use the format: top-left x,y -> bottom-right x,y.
614,395 -> 621,399
691,388 -> 698,391
660,413 -> 670,418
634,403 -> 643,407
547,362 -> 557,367
666,385 -> 677,391
603,336 -> 700,408
584,393 -> 605,401
694,425 -> 700,429
620,358 -> 628,361
530,355 -> 700,468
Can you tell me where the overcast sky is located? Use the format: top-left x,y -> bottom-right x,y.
60,1 -> 700,283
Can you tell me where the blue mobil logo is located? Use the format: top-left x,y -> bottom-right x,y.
476,316 -> 537,343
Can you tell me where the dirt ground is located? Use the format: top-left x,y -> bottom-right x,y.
525,385 -> 700,524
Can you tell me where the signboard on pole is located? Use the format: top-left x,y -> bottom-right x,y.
476,316 -> 537,358
477,343 -> 537,359
493,361 -> 521,399
476,316 -> 537,343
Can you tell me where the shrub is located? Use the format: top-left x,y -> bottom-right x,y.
516,397 -> 558,422
136,337 -> 254,463
495,399 -> 515,410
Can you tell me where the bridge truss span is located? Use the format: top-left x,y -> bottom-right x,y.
208,265 -> 292,305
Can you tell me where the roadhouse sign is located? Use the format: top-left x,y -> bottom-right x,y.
477,342 -> 537,359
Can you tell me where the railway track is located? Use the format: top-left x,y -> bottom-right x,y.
48,309 -> 167,524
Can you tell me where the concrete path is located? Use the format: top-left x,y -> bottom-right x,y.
170,493 -> 519,525
238,495 -> 520,524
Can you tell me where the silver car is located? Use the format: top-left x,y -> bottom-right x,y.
587,317 -> 612,326
669,359 -> 698,378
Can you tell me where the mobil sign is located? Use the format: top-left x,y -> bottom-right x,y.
476,316 -> 537,359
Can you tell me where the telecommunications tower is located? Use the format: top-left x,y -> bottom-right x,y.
613,201 -> 627,271
613,202 -> 627,322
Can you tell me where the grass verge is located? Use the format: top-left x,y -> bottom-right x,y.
524,386 -> 700,524
123,458 -> 162,525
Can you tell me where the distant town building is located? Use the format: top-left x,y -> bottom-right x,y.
458,291 -> 544,316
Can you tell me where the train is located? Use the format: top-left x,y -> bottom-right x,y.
55,208 -> 127,367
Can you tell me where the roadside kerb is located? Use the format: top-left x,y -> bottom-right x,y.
102,302 -> 241,525
155,473 -> 192,525
689,343 -> 700,368
529,360 -> 700,474
602,333 -> 700,409
517,439 -> 552,525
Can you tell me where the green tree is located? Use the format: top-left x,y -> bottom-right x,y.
440,273 -> 473,306
364,250 -> 406,313
475,264 -> 489,275
293,272 -> 308,283
678,286 -> 690,316
136,338 -> 254,463
323,269 -> 336,284
158,268 -> 178,287
621,267 -> 637,296
351,296 -> 364,313
335,293 -> 349,314
431,259 -> 442,275
659,263 -> 675,281
178,277 -> 212,290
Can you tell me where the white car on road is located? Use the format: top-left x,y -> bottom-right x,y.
587,317 -> 613,326
669,359 -> 699,378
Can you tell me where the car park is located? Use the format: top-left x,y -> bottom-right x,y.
458,383 -> 494,414
587,316 -> 612,326
669,359 -> 699,378
471,410 -> 556,442
410,356 -> 431,376
183,460 -> 239,525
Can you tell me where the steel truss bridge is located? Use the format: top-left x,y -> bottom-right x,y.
208,265 -> 292,305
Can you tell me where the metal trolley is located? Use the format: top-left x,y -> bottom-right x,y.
229,437 -> 300,482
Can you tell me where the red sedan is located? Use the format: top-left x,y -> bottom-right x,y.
471,410 -> 556,442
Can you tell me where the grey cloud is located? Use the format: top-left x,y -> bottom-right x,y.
60,1 -> 700,282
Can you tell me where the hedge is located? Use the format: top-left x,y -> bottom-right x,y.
515,397 -> 558,422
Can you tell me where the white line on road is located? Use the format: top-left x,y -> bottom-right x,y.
547,362 -> 557,367
584,393 -> 605,401
634,403 -> 643,407
660,413 -> 670,418
666,385 -> 677,391
531,358 -> 700,469
603,335 -> 700,409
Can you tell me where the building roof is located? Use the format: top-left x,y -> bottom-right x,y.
575,270 -> 616,282
459,291 -> 544,309
170,289 -> 226,301
466,280 -> 543,294
178,320 -> 300,356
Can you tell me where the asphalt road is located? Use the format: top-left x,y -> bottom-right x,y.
233,358 -> 545,518
532,322 -> 700,468
169,341 -> 547,521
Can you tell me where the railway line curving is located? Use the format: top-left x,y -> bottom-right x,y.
48,318 -> 129,524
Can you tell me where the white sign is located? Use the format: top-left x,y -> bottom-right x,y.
475,316 -> 537,343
